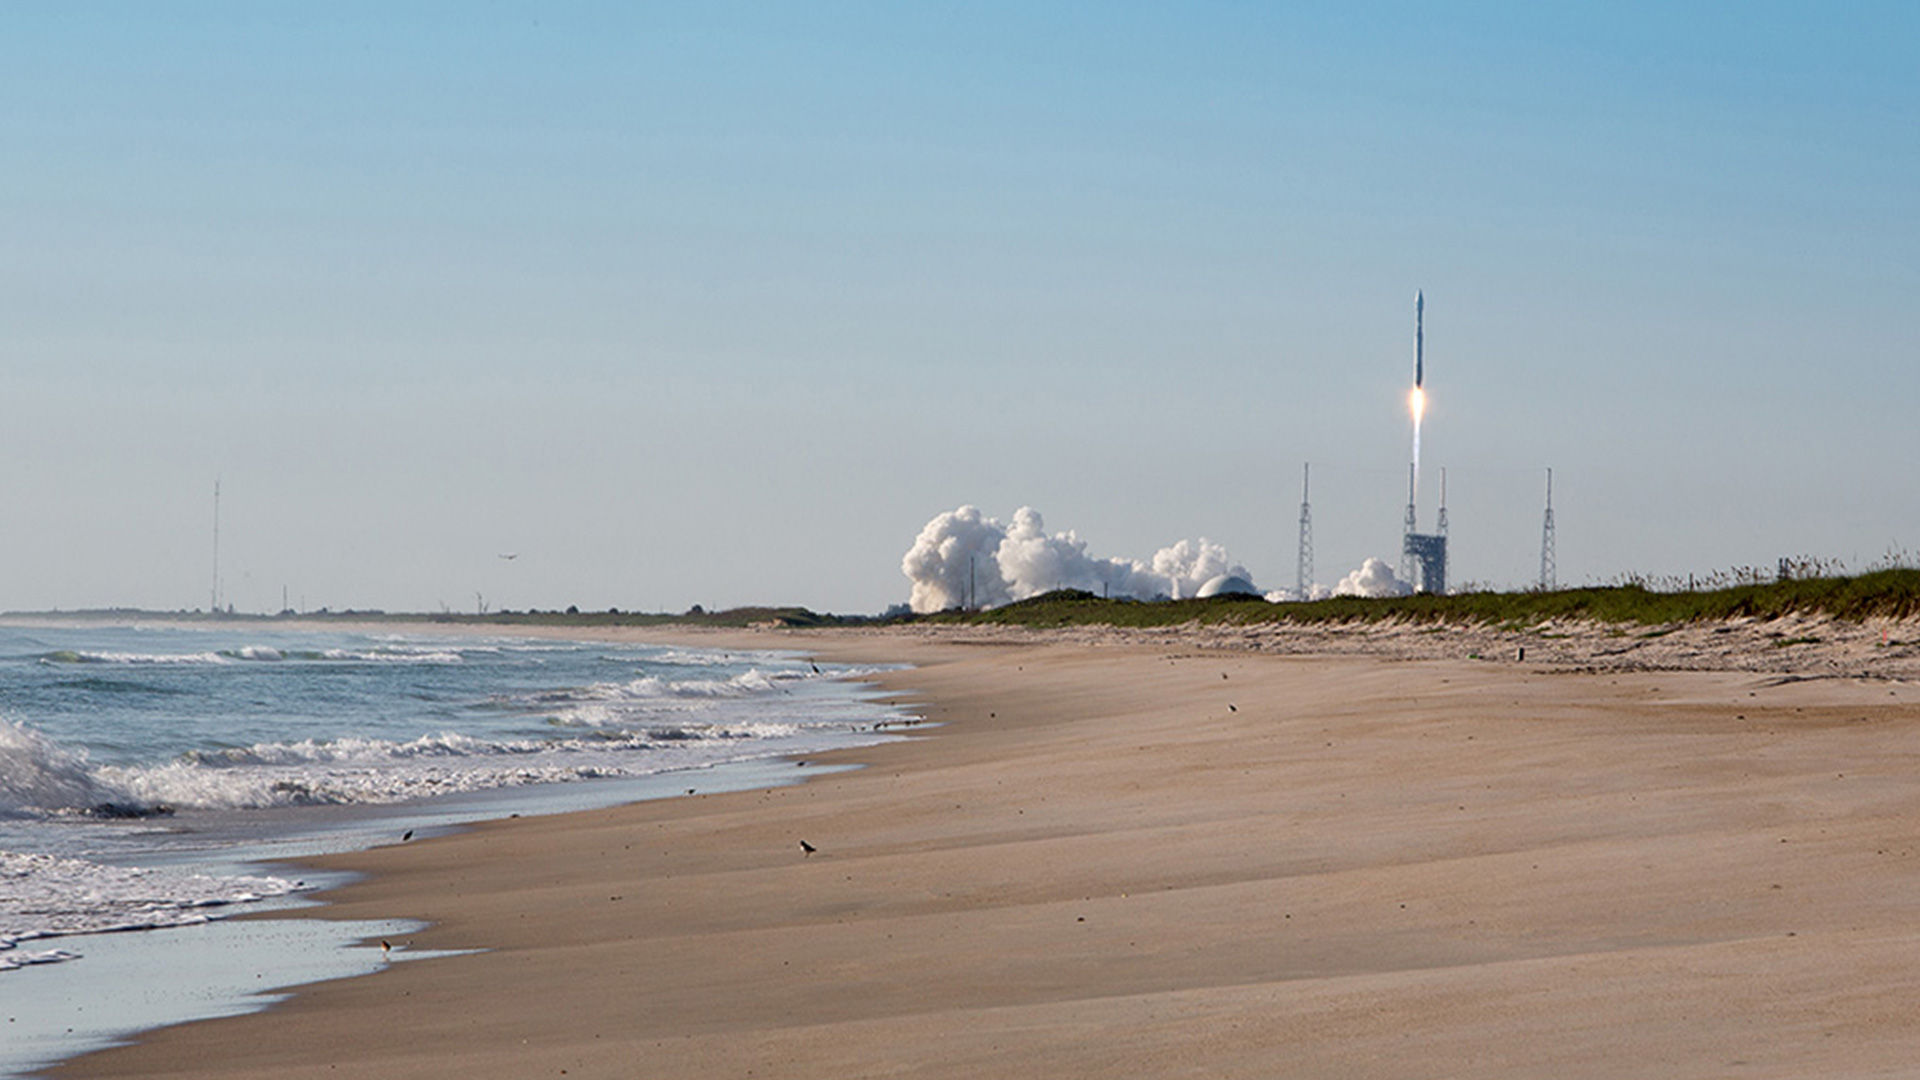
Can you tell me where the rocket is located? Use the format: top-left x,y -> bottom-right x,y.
1414,289 -> 1424,388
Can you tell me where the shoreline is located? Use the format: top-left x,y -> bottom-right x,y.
0,625 -> 911,1078
52,624 -> 1920,1077
12,607 -> 1920,680
3,754 -> 873,1080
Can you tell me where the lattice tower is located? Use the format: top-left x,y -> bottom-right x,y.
1296,463 -> 1313,597
1539,467 -> 1557,591
1400,463 -> 1417,583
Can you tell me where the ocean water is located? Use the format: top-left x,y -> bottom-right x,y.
0,622 -> 909,1074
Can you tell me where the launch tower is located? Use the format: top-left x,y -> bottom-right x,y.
1296,463 -> 1313,597
1402,462 -> 1448,595
1539,468 -> 1556,591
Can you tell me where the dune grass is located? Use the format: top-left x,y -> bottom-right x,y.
920,568 -> 1920,630
13,604 -> 856,630
23,570 -> 1920,632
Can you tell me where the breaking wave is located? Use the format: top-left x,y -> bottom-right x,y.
532,668 -> 799,706
1,850 -> 303,968
39,645 -> 467,666
1,719 -> 866,815
0,631 -> 916,981
0,720 -> 129,819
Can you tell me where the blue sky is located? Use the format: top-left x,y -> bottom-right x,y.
4,3 -> 1916,613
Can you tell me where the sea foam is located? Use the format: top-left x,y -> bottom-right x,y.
1,850 -> 303,968
0,628 -> 912,987
0,720 -> 123,818
39,644 -> 467,666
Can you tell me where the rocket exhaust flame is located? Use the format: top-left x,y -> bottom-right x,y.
1409,385 -> 1425,499
1409,291 -> 1427,503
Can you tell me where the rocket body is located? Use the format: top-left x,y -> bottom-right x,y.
1415,290 -> 1424,388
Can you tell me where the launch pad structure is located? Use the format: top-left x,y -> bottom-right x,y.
1285,292 -> 1555,600
1401,463 -> 1448,595
1404,533 -> 1447,595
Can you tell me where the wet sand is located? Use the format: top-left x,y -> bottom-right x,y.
57,627 -> 1920,1078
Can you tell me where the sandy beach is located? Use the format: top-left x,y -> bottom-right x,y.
54,622 -> 1920,1078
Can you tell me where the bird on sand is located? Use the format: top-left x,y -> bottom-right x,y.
1228,704 -> 1237,712
799,840 -> 817,856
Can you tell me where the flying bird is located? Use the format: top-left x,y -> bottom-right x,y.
401,829 -> 413,842
799,840 -> 817,856
498,553 -> 519,561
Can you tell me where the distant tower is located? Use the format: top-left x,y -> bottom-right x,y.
1539,468 -> 1557,591
1296,463 -> 1314,597
1400,463 -> 1418,583
1436,466 -> 1449,585
210,478 -> 221,613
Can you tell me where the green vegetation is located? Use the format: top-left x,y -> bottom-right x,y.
11,605 -> 863,630
18,568 -> 1920,632
413,605 -> 856,629
917,568 -> 1920,630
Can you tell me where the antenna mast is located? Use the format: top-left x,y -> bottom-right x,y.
1539,468 -> 1557,591
211,478 -> 221,613
1296,462 -> 1313,597
1400,462 -> 1417,583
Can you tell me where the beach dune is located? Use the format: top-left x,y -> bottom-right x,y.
60,633 -> 1920,1078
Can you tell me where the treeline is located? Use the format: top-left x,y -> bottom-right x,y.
918,568 -> 1920,629
25,568 -> 1920,630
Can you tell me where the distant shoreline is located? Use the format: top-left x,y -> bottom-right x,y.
11,565 -> 1920,634
9,587 -> 1920,680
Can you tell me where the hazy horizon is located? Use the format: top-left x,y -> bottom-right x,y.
7,4 -> 1915,615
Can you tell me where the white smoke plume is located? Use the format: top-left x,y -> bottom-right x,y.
1332,557 -> 1414,599
1264,583 -> 1334,603
902,506 -> 1254,613
901,506 -> 1013,613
